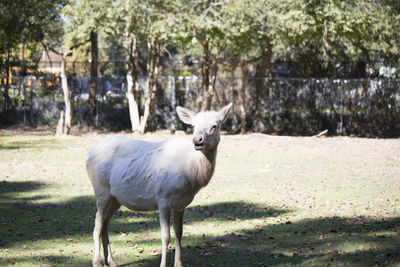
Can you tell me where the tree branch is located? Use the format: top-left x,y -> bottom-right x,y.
42,42 -> 53,70
193,30 -> 229,67
68,38 -> 91,51
322,21 -> 332,48
42,38 -> 91,58
194,30 -> 263,68
163,46 -> 172,59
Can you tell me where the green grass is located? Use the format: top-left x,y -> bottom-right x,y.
0,131 -> 399,266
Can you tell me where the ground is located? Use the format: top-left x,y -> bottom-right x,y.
0,127 -> 399,266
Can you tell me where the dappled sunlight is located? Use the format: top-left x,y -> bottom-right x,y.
1,132 -> 399,266
103,213 -> 400,266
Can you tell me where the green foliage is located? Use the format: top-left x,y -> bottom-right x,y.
1,0 -> 399,77
290,0 -> 398,76
0,0 -> 65,74
218,0 -> 291,61
63,0 -> 112,42
121,0 -> 181,46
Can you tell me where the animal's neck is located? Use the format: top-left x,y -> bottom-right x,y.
202,147 -> 217,163
190,147 -> 217,188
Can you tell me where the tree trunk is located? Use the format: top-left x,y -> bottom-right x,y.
139,74 -> 152,133
255,38 -> 272,86
17,42 -> 26,97
200,41 -> 212,111
61,56 -> 72,135
139,41 -> 162,133
126,70 -> 140,132
204,61 -> 218,111
124,0 -> 142,133
254,38 -> 272,132
139,40 -> 152,134
239,62 -> 248,134
125,32 -> 140,132
55,110 -> 65,136
19,42 -> 26,75
85,31 -> 98,127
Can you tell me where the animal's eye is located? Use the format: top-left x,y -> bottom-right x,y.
210,124 -> 217,133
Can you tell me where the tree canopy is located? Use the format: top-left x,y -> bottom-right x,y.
0,0 -> 65,74
1,0 -> 399,133
0,0 -> 398,78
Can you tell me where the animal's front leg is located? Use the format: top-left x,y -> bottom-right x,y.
173,209 -> 184,267
93,210 -> 104,267
158,201 -> 171,267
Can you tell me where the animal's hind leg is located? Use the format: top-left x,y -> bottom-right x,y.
92,194 -> 113,267
173,209 -> 184,267
101,196 -> 121,267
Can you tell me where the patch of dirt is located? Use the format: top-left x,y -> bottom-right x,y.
1,127 -> 399,158
0,125 -> 124,136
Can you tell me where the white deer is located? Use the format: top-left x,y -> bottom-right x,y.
86,103 -> 232,267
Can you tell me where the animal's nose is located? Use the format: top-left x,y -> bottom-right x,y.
193,135 -> 204,145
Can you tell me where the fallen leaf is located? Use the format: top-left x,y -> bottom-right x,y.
120,233 -> 128,238
7,259 -> 16,265
328,250 -> 339,256
151,250 -> 161,256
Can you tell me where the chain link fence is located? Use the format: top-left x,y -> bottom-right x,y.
1,74 -> 399,137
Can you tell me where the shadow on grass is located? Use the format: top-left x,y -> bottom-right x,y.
120,215 -> 400,267
108,201 -> 289,237
1,181 -> 399,266
0,144 -> 20,150
0,181 -> 96,247
0,180 -> 45,199
0,138 -> 62,151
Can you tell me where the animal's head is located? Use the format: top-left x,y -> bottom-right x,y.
176,103 -> 233,152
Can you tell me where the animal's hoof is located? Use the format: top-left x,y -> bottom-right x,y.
92,257 -> 103,267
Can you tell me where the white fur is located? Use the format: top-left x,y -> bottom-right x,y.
87,137 -> 214,211
87,103 -> 232,267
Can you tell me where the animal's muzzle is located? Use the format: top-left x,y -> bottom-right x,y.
192,135 -> 205,150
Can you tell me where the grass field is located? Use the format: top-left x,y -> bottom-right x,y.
0,129 -> 399,266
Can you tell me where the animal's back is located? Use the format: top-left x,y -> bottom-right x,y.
86,135 -> 203,211
86,136 -> 157,195
86,136 -> 192,210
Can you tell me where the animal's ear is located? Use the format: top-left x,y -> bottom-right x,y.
176,106 -> 196,125
218,103 -> 233,123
